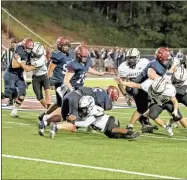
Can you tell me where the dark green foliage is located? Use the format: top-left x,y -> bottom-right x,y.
2,1 -> 187,47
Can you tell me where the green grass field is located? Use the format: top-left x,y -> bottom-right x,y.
2,107 -> 187,179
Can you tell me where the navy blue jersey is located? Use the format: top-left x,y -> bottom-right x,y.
135,59 -> 167,83
66,58 -> 92,88
61,86 -> 112,121
79,87 -> 113,110
51,50 -> 74,84
7,45 -> 30,75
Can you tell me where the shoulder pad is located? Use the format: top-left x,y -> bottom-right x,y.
67,60 -> 76,72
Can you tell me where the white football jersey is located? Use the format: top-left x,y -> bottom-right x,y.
31,54 -> 47,76
89,105 -> 104,117
118,58 -> 150,80
91,114 -> 110,132
141,79 -> 176,105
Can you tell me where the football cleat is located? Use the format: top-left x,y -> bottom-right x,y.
49,123 -> 58,139
11,108 -> 18,117
38,121 -> 46,136
38,112 -> 46,121
126,124 -> 133,130
165,125 -> 174,137
123,129 -> 140,139
141,125 -> 159,133
167,118 -> 180,128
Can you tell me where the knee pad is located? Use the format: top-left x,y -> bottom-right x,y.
149,110 -> 159,120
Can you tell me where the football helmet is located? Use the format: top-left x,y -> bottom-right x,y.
174,65 -> 187,83
155,47 -> 172,67
126,48 -> 140,69
32,42 -> 45,58
106,85 -> 119,101
23,38 -> 34,54
56,36 -> 70,53
151,77 -> 167,96
74,45 -> 89,63
79,96 -> 95,115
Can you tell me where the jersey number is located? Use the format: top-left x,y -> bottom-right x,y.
76,73 -> 86,84
62,64 -> 67,75
92,88 -> 103,92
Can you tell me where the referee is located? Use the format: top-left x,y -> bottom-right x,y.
1,38 -> 17,105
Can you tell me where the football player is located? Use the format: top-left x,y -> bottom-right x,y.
38,86 -> 119,136
64,45 -> 107,92
118,48 -> 157,133
29,42 -> 51,108
47,36 -> 73,112
38,45 -> 107,121
4,38 -> 34,117
125,47 -> 180,129
171,64 -> 187,107
116,76 -> 187,136
49,96 -> 140,139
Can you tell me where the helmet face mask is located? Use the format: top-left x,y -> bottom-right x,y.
75,45 -> 89,63
56,37 -> 70,53
155,47 -> 173,68
31,42 -> 45,59
23,38 -> 34,54
79,96 -> 95,116
127,56 -> 138,69
126,48 -> 140,69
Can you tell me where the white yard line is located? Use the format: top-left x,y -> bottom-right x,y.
2,126 -> 13,129
2,121 -> 32,126
2,154 -> 182,179
141,134 -> 187,141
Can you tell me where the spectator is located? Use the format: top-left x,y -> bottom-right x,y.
176,49 -> 184,61
90,48 -> 97,69
104,48 -> 116,74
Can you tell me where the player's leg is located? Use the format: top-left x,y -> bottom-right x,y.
49,121 -> 76,138
164,102 -> 187,128
148,103 -> 173,136
104,116 -> 140,139
32,75 -> 47,108
176,92 -> 187,107
11,76 -> 26,117
38,82 -> 61,121
3,71 -> 15,106
127,89 -> 156,131
42,74 -> 51,109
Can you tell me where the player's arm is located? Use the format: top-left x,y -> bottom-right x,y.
48,62 -> 56,77
19,61 -> 36,72
64,71 -> 75,91
88,67 -> 106,76
115,77 -> 141,89
74,116 -> 96,128
117,77 -> 128,96
12,54 -> 22,68
147,68 -> 160,80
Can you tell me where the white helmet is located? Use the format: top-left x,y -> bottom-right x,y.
32,42 -> 45,57
126,48 -> 140,68
79,96 -> 95,115
151,77 -> 167,96
174,65 -> 187,82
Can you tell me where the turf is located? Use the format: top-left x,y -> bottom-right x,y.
2,107 -> 187,179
